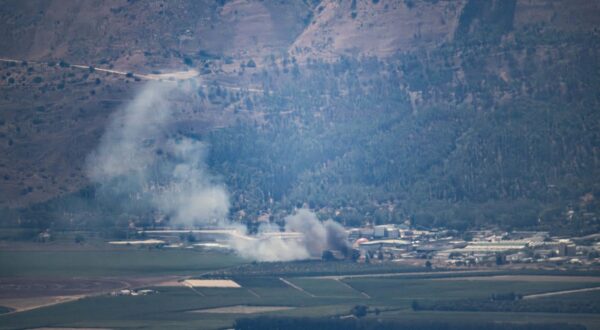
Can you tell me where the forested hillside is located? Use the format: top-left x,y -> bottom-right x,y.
206,25 -> 600,234
0,0 -> 599,236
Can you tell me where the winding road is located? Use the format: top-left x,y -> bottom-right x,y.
0,57 -> 264,93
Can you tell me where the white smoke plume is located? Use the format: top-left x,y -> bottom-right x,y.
86,81 -> 229,226
87,80 -> 347,261
229,209 -> 349,262
153,138 -> 229,225
229,222 -> 311,262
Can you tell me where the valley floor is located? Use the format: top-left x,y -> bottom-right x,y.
0,243 -> 599,329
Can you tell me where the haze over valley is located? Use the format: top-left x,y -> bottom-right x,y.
0,1 -> 600,329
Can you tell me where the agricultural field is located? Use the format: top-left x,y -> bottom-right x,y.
343,276 -> 600,303
1,249 -> 600,330
0,247 -> 246,317
0,249 -> 245,277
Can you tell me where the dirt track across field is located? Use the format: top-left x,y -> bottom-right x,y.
0,275 -> 182,313
190,305 -> 294,314
431,275 -> 600,283
523,286 -> 600,299
279,277 -> 315,297
313,269 -> 489,280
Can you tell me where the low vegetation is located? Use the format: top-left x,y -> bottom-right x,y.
204,260 -> 427,278
413,297 -> 600,314
233,316 -> 585,330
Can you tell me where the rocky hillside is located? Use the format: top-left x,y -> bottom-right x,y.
0,0 -> 313,70
291,0 -> 465,58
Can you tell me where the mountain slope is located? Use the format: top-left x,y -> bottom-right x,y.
0,0 -> 312,70
0,0 -> 599,235
291,0 -> 466,59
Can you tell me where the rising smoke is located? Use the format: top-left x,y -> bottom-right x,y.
86,81 -> 229,226
230,209 -> 350,262
86,80 -> 347,261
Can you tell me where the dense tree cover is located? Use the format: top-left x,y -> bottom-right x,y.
413,297 -> 600,314
233,316 -> 584,330
206,28 -> 600,233
3,21 -> 600,235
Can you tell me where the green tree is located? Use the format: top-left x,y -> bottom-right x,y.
350,305 -> 367,318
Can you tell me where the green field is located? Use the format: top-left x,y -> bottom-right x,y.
1,249 -> 600,329
343,277 -> 600,303
287,278 -> 363,298
1,273 -> 600,329
0,249 -> 246,277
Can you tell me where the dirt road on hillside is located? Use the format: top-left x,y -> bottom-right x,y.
0,58 -> 264,92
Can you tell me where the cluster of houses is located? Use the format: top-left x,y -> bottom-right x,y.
347,226 -> 600,267
114,222 -> 600,269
